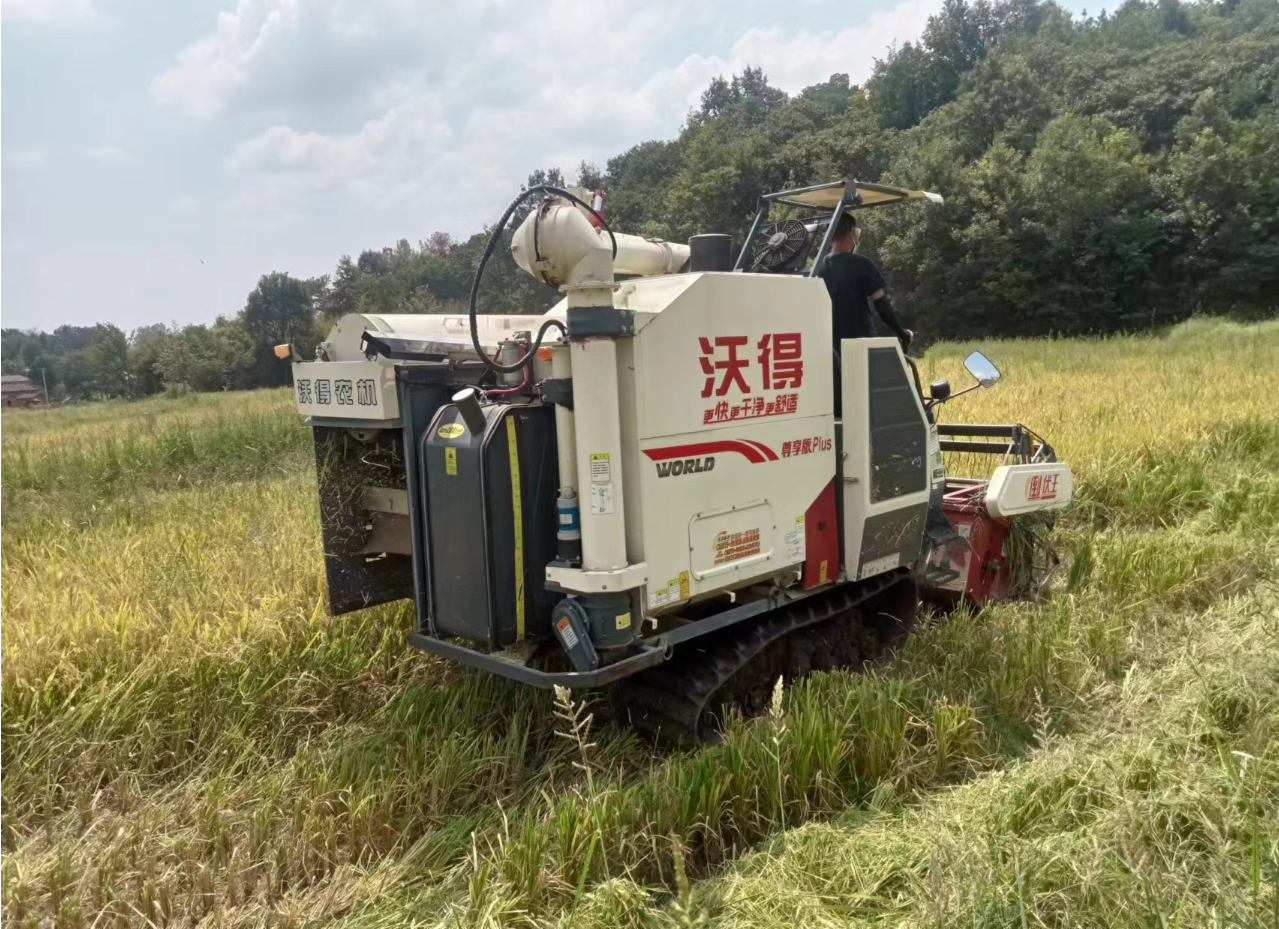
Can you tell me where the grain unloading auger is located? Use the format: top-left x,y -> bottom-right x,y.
289,179 -> 1074,742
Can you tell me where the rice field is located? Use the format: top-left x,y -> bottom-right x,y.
2,317 -> 1277,928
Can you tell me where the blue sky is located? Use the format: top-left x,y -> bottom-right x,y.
3,0 -> 1089,332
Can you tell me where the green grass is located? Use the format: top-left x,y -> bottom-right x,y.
2,319 -> 1277,928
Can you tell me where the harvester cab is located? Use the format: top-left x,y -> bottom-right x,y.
290,178 -> 1073,741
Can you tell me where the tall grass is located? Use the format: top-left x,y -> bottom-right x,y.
2,319 -> 1276,928
1,389 -> 309,535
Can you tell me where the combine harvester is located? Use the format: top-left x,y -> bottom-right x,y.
287,180 -> 1072,741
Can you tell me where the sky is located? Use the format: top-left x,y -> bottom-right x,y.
3,0 -> 1088,333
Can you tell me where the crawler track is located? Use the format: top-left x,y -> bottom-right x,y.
613,571 -> 919,743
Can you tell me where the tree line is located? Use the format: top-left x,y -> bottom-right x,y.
2,273 -> 325,399
4,0 -> 1276,400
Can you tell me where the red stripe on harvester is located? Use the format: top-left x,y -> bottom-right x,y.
741,439 -> 779,461
642,440 -> 770,464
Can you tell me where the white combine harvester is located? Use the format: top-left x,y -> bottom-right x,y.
288,180 -> 1072,741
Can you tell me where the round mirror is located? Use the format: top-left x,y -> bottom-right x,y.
963,351 -> 1001,388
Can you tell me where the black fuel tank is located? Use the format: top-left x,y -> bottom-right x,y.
421,401 -> 559,649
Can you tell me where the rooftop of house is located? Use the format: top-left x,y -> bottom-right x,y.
1,375 -> 41,393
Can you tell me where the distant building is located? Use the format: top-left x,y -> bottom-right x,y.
1,374 -> 44,408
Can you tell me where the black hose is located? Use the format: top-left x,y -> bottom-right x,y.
469,185 -> 617,374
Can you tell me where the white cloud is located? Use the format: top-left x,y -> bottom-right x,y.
151,0 -> 304,118
150,0 -> 474,119
168,195 -> 202,214
7,148 -> 48,166
173,0 -> 943,235
227,80 -> 449,179
722,1 -> 940,89
1,0 -> 97,24
84,144 -> 133,163
208,0 -> 703,224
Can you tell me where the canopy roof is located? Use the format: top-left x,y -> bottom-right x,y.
765,180 -> 944,211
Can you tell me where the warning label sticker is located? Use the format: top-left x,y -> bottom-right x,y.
714,528 -> 761,565
589,481 -> 615,515
589,453 -> 611,483
616,612 -> 631,630
556,616 -> 579,649
445,446 -> 457,476
647,570 -> 692,609
784,516 -> 805,563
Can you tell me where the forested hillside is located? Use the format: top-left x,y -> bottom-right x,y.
4,0 -> 1276,399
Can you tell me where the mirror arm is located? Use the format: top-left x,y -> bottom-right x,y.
950,382 -> 984,400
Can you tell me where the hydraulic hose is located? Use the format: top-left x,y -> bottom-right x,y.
469,185 -> 617,375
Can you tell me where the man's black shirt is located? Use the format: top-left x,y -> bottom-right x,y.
819,251 -> 894,341
819,250 -> 908,417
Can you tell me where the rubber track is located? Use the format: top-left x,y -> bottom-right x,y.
613,571 -> 916,743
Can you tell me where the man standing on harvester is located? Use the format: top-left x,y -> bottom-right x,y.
819,212 -> 913,411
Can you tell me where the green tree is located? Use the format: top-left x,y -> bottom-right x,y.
316,256 -> 362,329
239,272 -> 322,386
1166,105 -> 1279,314
598,141 -> 684,237
127,324 -> 173,397
155,322 -> 255,392
62,324 -> 129,398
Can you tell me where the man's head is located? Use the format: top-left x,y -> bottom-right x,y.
829,211 -> 861,254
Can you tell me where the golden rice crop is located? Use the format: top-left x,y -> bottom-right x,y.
2,318 -> 1276,928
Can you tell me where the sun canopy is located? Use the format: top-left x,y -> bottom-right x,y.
766,180 -> 944,211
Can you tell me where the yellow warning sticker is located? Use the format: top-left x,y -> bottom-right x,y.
589,452 -> 611,483
445,446 -> 457,475
437,422 -> 466,438
649,578 -> 679,608
649,572 -> 694,609
819,559 -> 829,584
616,612 -> 631,630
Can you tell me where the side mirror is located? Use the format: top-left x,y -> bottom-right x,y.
964,351 -> 1001,388
929,379 -> 951,401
